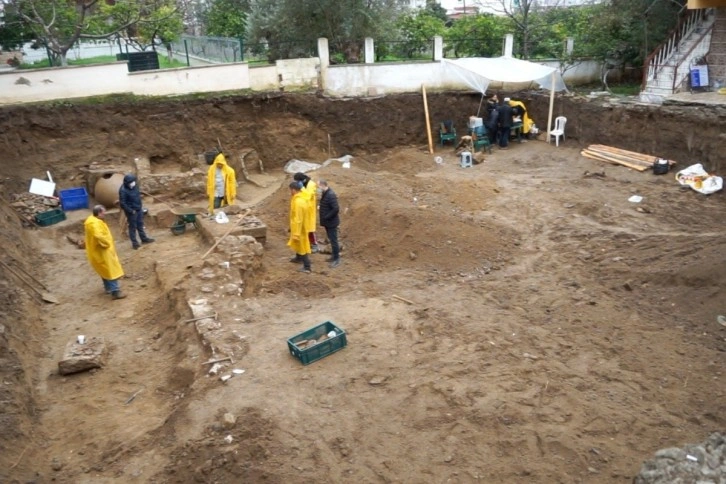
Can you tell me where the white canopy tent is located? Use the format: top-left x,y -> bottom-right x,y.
442,57 -> 568,142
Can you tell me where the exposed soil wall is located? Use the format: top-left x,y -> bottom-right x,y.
0,200 -> 45,480
1,92 -> 725,189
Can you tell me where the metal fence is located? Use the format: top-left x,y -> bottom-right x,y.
171,35 -> 243,63
171,35 -> 318,65
170,35 -> 507,65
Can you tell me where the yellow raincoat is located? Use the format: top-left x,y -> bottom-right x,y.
84,214 -> 124,280
287,191 -> 311,255
206,153 -> 237,214
508,100 -> 534,134
301,179 -> 317,232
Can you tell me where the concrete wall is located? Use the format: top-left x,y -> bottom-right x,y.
0,43 -> 603,104
129,63 -> 250,96
539,59 -> 602,85
277,58 -> 320,90
326,61 -> 453,97
708,8 -> 726,86
0,63 -> 132,104
249,65 -> 279,91
0,61 -> 252,104
248,58 -> 320,91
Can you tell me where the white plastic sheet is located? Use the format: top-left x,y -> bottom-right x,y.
283,155 -> 354,174
442,57 -> 568,93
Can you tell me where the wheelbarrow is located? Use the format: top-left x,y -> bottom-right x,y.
170,207 -> 203,235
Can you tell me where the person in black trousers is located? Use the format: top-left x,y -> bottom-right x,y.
498,98 -> 514,150
486,101 -> 499,145
118,174 -> 154,250
317,179 -> 340,268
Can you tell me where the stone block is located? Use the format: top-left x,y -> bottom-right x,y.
197,211 -> 267,245
58,337 -> 108,375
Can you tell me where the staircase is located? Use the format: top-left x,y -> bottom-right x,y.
640,8 -> 716,100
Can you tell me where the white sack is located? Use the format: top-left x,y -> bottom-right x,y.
675,163 -> 723,195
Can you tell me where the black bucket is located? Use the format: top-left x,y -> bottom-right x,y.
653,158 -> 670,175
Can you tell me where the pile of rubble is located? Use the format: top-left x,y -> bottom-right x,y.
635,432 -> 726,483
9,193 -> 61,224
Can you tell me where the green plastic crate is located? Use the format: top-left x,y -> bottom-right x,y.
287,321 -> 347,365
35,208 -> 66,227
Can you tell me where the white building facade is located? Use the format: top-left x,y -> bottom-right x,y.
411,0 -> 604,16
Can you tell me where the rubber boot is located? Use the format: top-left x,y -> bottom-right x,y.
112,291 -> 127,300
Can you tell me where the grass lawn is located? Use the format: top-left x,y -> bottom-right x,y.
19,53 -> 187,70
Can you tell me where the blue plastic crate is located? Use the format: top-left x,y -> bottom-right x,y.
59,187 -> 89,211
287,321 -> 347,365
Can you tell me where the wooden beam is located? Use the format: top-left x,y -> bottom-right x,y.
581,151 -> 650,172
422,84 -> 434,155
688,0 -> 726,9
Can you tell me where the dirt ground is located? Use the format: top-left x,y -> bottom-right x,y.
0,93 -> 725,483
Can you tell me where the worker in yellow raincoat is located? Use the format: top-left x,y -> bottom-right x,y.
206,152 -> 237,215
293,172 -> 318,252
84,205 -> 126,299
507,98 -> 534,135
287,181 -> 312,273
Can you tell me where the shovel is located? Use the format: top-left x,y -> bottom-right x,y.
0,260 -> 58,304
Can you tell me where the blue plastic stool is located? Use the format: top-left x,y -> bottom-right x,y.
459,151 -> 473,168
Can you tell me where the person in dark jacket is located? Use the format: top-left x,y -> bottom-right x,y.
118,174 -> 154,250
486,102 -> 499,144
497,98 -> 514,149
317,179 -> 340,268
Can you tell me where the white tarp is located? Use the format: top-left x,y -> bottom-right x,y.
442,57 -> 568,94
283,155 -> 354,174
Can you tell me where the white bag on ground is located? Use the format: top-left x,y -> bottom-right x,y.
675,163 -> 723,195
215,211 -> 229,224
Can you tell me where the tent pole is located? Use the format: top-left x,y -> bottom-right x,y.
546,71 -> 555,144
476,92 -> 485,118
422,84 -> 434,155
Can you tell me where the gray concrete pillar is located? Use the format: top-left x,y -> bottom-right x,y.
433,35 -> 443,61
317,38 -> 329,92
317,38 -> 330,68
566,37 -> 574,56
365,37 -> 375,64
503,34 -> 514,57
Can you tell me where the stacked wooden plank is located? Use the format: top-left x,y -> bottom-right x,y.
581,145 -> 676,172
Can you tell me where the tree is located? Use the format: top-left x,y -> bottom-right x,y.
0,3 -> 35,51
245,0 -> 405,63
395,9 -> 445,59
444,13 -> 511,58
206,0 -> 249,37
491,0 -> 546,59
97,0 -> 184,52
424,0 -> 448,23
8,0 -> 184,66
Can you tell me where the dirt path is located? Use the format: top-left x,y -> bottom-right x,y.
29,212 -> 204,481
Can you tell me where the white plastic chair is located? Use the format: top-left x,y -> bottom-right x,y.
549,116 -> 567,146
